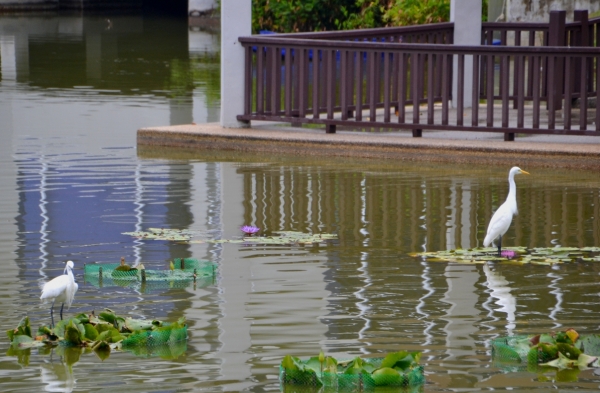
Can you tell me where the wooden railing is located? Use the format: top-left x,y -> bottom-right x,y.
238,10 -> 600,140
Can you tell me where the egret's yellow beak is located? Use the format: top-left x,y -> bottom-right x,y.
520,169 -> 530,175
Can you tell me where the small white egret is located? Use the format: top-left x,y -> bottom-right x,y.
40,260 -> 78,326
483,167 -> 530,256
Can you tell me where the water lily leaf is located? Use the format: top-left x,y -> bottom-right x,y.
54,318 -> 85,339
64,321 -> 83,346
343,357 -> 367,375
380,351 -> 416,370
539,334 -> 555,344
372,367 -> 402,386
122,228 -> 212,242
6,345 -> 31,366
579,335 -> 600,356
556,367 -> 581,382
303,356 -> 322,373
84,324 -> 99,341
125,317 -> 155,332
281,354 -> 301,371
56,345 -> 82,368
582,257 -> 600,262
280,355 -> 323,387
541,352 -> 576,369
581,247 -> 600,252
99,310 -> 125,329
414,246 -> 600,265
92,341 -> 111,361
557,343 -> 582,360
577,353 -> 598,368
10,335 -> 34,345
7,317 -> 32,342
96,324 -> 124,343
552,247 -> 580,252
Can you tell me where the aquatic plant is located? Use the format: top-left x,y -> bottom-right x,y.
240,225 -> 260,235
123,228 -> 338,246
412,246 -> 600,265
279,350 -> 424,388
7,310 -> 188,362
492,328 -> 600,374
84,258 -> 216,293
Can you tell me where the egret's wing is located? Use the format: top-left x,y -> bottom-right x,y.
40,275 -> 68,301
484,204 -> 514,245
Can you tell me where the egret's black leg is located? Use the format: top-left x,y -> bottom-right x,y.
50,299 -> 56,328
497,236 -> 502,257
59,303 -> 64,321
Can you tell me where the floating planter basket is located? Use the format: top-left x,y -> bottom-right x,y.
279,351 -> 424,391
491,329 -> 600,372
6,310 -> 188,362
83,258 -> 216,292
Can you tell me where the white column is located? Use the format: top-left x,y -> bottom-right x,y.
450,0 -> 481,109
220,0 -> 251,128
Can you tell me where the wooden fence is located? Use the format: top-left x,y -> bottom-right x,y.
238,10 -> 600,140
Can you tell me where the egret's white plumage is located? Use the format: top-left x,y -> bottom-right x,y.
483,167 -> 530,256
40,260 -> 78,326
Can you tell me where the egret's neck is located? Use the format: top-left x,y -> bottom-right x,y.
507,175 -> 517,212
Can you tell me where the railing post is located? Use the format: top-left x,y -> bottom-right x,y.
222,0 -> 251,128
450,0 -> 481,109
573,10 -> 589,98
548,10 -> 566,111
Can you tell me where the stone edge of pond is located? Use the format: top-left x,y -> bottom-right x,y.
137,123 -> 600,170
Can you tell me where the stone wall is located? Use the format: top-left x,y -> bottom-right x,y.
505,0 -> 600,22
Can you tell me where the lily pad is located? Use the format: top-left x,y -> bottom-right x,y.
6,309 -> 189,365
492,329 -> 600,374
122,228 -> 209,242
122,228 -> 338,246
279,351 -> 423,388
413,246 -> 600,265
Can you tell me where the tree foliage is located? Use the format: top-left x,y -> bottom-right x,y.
252,0 -> 488,33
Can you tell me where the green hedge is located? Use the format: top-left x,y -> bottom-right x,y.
251,0 -> 488,33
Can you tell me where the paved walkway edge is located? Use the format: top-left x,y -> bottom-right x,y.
137,123 -> 600,170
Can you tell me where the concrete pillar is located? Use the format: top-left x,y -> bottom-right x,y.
450,0 -> 481,109
220,0 -> 251,128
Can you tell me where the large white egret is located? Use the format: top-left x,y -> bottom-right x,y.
483,167 -> 530,256
40,260 -> 78,326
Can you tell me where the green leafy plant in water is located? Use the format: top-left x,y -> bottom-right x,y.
122,228 -> 206,242
122,228 -> 338,246
223,231 -> 338,245
6,309 -> 188,364
280,351 -> 423,388
412,246 -> 600,265
492,328 -> 600,374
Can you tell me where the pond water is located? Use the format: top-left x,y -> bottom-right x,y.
1,13 -> 600,393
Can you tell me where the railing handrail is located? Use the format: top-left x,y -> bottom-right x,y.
254,22 -> 454,40
239,35 -> 600,54
482,21 -> 549,30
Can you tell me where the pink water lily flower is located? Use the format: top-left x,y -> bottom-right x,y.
501,250 -> 517,259
241,225 -> 260,235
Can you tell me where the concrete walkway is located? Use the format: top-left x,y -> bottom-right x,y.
137,122 -> 600,170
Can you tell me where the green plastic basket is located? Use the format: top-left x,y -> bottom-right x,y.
84,258 -> 216,292
122,322 -> 187,347
279,357 -> 425,391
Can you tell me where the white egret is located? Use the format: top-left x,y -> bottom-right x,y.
40,260 -> 78,326
483,167 -> 530,256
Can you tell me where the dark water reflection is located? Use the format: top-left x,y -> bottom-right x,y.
1,12 -> 600,393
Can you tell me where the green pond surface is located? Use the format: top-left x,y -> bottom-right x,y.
1,12 -> 600,393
